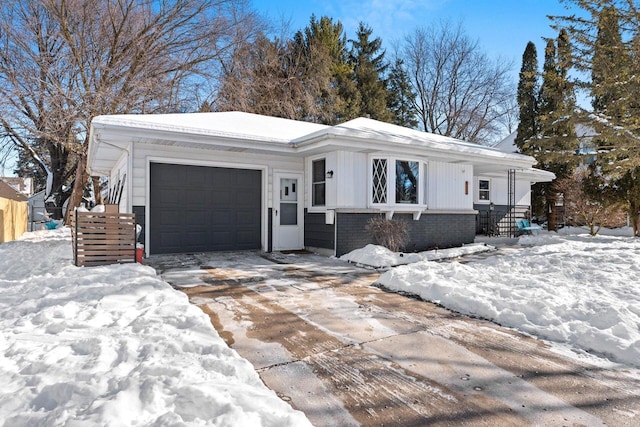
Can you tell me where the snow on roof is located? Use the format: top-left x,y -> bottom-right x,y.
297,117 -> 532,162
90,112 -> 541,172
92,111 -> 329,144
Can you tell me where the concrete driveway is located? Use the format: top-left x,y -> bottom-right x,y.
148,251 -> 640,427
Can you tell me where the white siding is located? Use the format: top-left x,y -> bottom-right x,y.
131,143 -> 302,207
336,151 -> 367,208
427,162 -> 473,210
482,176 -> 531,206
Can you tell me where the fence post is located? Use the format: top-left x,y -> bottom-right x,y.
74,209 -> 78,267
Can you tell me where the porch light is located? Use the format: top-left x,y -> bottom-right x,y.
489,202 -> 494,211
326,170 -> 334,178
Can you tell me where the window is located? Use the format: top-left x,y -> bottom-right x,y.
312,159 -> 326,206
395,160 -> 419,204
478,179 -> 490,201
372,158 -> 388,204
371,157 -> 424,206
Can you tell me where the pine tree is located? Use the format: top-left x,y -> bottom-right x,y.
591,5 -> 629,116
515,41 -> 539,151
387,58 -> 418,128
293,15 -> 359,124
349,22 -> 392,122
551,1 -> 640,236
526,32 -> 578,230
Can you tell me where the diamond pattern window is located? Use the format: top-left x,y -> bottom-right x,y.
372,158 -> 387,204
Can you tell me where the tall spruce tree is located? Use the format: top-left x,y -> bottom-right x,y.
387,58 -> 418,128
302,16 -> 360,124
349,23 -> 391,122
592,5 -> 629,116
515,41 -> 539,151
551,1 -> 640,236
527,31 -> 577,230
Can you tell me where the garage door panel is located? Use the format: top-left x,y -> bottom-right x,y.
157,210 -> 183,226
156,189 -> 182,204
237,230 -> 259,243
236,210 -> 258,225
185,209 -> 209,224
212,192 -> 232,205
150,163 -> 262,254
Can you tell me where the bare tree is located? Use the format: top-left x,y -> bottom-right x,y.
401,21 -> 514,143
554,168 -> 626,236
0,0 -> 258,219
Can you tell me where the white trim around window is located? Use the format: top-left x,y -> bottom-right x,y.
307,154 -> 328,212
476,177 -> 491,203
368,155 -> 428,210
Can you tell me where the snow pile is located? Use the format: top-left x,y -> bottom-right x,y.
0,228 -> 311,426
377,234 -> 640,367
340,243 -> 493,268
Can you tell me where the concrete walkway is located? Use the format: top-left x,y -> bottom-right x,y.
149,251 -> 640,427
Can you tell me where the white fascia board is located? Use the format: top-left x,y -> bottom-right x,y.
293,133 -> 536,169
91,123 -> 297,155
514,168 -> 556,183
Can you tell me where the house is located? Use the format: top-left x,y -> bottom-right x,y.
0,176 -> 33,198
0,180 -> 28,243
87,112 -> 554,257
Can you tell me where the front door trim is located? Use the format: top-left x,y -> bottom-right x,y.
273,171 -> 304,251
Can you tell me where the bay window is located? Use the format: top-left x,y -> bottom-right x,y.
371,157 -> 425,206
395,160 -> 419,204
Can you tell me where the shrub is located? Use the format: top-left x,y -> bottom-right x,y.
365,216 -> 409,252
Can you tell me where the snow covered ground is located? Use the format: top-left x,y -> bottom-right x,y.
0,228 -> 311,426
367,232 -> 640,368
340,242 -> 493,268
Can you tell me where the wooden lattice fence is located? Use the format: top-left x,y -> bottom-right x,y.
71,209 -> 137,267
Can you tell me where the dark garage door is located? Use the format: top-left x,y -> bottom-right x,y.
150,163 -> 262,254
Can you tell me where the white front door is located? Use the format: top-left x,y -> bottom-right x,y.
273,172 -> 304,251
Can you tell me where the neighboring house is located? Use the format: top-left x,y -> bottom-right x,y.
27,190 -> 70,231
0,177 -> 33,198
87,112 -> 554,257
0,180 -> 28,243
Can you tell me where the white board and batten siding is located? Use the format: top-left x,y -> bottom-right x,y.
129,142 -> 303,209
336,151 -> 367,208
477,176 -> 531,206
305,151 -> 368,210
427,161 -> 474,211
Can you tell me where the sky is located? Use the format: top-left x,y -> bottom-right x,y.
0,0 -> 582,177
252,0 -> 580,77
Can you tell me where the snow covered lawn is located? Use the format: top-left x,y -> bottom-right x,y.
340,242 -> 493,268
372,233 -> 640,368
0,228 -> 311,426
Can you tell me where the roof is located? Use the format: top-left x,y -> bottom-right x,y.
0,176 -> 33,197
492,131 -> 518,154
92,111 -> 328,144
88,111 -> 548,178
296,117 -> 529,163
0,180 -> 28,201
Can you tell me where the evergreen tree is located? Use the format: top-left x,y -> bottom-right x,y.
349,23 -> 392,122
551,1 -> 640,236
387,58 -> 418,128
591,5 -> 629,116
526,32 -> 578,230
293,15 -> 358,124
515,41 -> 539,151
